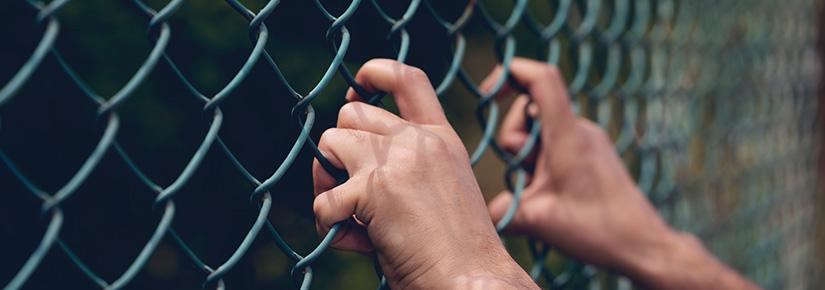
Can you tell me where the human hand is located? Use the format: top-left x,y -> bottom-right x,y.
312,59 -> 537,289
485,58 -> 759,290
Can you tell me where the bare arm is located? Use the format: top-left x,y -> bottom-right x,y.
483,58 -> 760,290
312,59 -> 537,290
626,231 -> 759,290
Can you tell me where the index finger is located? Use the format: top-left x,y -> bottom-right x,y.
345,59 -> 449,126
480,58 -> 576,136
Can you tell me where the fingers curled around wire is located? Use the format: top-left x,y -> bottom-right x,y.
345,59 -> 448,126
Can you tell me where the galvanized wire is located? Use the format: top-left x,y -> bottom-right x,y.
1,0 -> 821,289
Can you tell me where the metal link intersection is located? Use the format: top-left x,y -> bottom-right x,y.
1,0 -> 821,289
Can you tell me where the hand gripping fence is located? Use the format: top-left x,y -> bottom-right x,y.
0,0 -> 822,289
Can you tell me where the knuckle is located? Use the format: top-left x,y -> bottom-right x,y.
360,58 -> 389,74
363,58 -> 391,69
437,131 -> 468,157
345,128 -> 368,143
367,166 -> 393,193
314,189 -> 346,223
424,133 -> 469,162
319,128 -> 342,149
337,102 -> 360,125
498,133 -> 522,151
401,65 -> 430,84
540,64 -> 561,79
570,120 -> 611,154
423,135 -> 452,154
312,194 -> 327,219
579,120 -> 610,143
523,198 -> 550,228
321,127 -> 368,148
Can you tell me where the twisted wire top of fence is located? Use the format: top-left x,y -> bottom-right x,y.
0,0 -> 821,289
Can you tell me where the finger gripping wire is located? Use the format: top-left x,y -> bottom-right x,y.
0,0 -> 821,289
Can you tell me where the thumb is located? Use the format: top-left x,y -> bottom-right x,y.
489,192 -> 513,227
488,191 -> 557,242
489,191 -> 532,235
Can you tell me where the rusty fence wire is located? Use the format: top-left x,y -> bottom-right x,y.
0,0 -> 822,289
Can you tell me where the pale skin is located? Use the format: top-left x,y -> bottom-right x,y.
312,58 -> 761,289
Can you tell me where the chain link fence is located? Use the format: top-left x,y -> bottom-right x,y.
0,0 -> 822,289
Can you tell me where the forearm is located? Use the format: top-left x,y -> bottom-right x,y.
384,229 -> 540,290
625,231 -> 761,290
444,243 -> 540,290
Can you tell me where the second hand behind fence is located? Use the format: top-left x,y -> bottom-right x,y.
0,0 -> 821,289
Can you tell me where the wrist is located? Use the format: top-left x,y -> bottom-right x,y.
625,230 -> 758,290
623,230 -> 700,289
447,272 -> 539,290
445,251 -> 539,290
385,231 -> 537,290
446,243 -> 538,290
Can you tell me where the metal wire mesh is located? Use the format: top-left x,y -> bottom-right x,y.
0,0 -> 821,289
